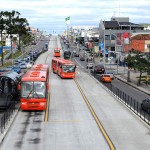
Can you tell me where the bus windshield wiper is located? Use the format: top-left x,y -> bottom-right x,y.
33,91 -> 39,98
27,88 -> 33,98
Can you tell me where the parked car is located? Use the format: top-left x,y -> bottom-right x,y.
141,98 -> 150,113
26,62 -> 32,69
12,66 -> 21,74
20,63 -> 27,69
0,68 -> 11,75
93,65 -> 105,74
14,61 -> 19,66
100,74 -> 112,83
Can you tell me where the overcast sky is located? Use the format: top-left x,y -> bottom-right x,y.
1,0 -> 150,34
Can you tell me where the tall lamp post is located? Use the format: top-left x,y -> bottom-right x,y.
0,41 -> 5,66
10,35 -> 13,65
148,44 -> 150,59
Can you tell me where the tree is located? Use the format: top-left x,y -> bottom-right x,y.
0,10 -> 30,65
124,53 -> 135,82
3,10 -> 29,50
12,16 -> 29,50
134,53 -> 149,85
0,11 -> 7,65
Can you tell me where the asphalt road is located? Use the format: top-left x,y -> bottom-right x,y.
0,36 -> 150,150
63,41 -> 150,105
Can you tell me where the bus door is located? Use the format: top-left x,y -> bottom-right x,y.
52,59 -> 58,73
57,62 -> 63,76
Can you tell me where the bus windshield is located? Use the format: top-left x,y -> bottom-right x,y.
62,65 -> 75,72
55,50 -> 60,53
21,81 -> 46,98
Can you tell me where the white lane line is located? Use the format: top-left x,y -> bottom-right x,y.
74,58 -> 84,68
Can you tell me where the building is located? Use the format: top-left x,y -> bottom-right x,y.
99,17 -> 150,54
68,26 -> 98,43
124,34 -> 150,53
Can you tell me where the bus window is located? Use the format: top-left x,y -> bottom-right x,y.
21,82 -> 46,98
21,82 -> 33,98
62,65 -> 76,72
34,82 -> 46,98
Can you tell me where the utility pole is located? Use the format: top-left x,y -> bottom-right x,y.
127,24 -> 132,82
103,20 -> 106,68
0,41 -> 4,66
10,35 -> 13,65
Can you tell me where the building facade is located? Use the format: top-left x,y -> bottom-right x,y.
99,17 -> 150,53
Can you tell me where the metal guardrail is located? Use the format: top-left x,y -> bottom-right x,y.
105,83 -> 150,125
91,72 -> 150,126
0,102 -> 17,133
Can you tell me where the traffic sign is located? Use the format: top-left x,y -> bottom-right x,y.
0,46 -> 2,54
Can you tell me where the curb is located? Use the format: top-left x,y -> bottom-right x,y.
115,75 -> 150,96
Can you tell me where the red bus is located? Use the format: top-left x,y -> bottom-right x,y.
54,47 -> 61,57
31,64 -> 49,77
20,65 -> 49,110
52,58 -> 76,78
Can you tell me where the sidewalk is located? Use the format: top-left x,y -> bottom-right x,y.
94,56 -> 150,96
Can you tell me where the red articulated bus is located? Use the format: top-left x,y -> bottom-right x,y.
20,64 -> 49,110
31,64 -> 49,77
52,57 -> 76,79
54,47 -> 61,57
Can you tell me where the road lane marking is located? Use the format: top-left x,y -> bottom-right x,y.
74,79 -> 115,150
44,92 -> 50,122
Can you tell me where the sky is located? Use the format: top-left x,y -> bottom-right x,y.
1,0 -> 150,34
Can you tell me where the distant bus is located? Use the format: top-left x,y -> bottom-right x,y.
52,57 -> 76,79
54,47 -> 61,57
20,64 -> 49,110
63,50 -> 71,59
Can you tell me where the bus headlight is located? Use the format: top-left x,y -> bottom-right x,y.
21,102 -> 27,105
40,102 -> 45,106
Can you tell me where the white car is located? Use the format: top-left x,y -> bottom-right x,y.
20,63 -> 27,69
105,72 -> 114,79
26,62 -> 32,68
86,62 -> 94,69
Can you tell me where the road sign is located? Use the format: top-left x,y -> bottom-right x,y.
0,46 -> 2,54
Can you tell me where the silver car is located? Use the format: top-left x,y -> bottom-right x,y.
20,63 -> 27,69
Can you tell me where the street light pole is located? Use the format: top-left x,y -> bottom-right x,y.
103,21 -> 106,68
148,44 -> 150,59
10,35 -> 13,65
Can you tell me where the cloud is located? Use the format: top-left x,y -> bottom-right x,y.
0,0 -> 150,33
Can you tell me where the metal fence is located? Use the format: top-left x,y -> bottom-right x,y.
91,72 -> 150,126
0,102 -> 16,133
105,83 -> 150,125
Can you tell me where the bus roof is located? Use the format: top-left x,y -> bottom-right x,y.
54,47 -> 61,50
52,57 -> 75,65
31,64 -> 49,71
21,70 -> 47,82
